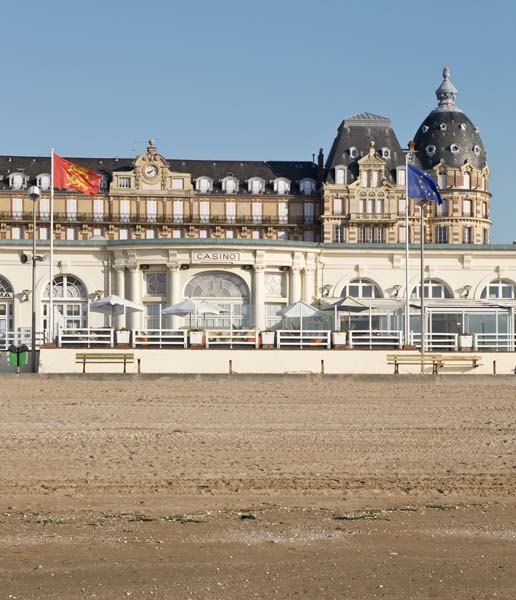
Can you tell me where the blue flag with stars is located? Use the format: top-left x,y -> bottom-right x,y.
408,165 -> 443,205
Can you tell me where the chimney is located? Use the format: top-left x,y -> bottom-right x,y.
317,148 -> 324,184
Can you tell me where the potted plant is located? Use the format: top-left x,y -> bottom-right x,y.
116,328 -> 130,345
260,330 -> 275,348
189,328 -> 205,348
458,331 -> 473,351
332,330 -> 347,348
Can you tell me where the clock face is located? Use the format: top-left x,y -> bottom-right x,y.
145,165 -> 158,178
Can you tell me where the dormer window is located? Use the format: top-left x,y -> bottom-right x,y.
298,178 -> 316,195
99,175 -> 109,192
247,177 -> 265,194
450,143 -> 460,154
460,123 -> 467,131
334,165 -> 347,185
381,147 -> 391,159
396,166 -> 406,186
273,177 -> 290,195
9,172 -> 27,190
37,174 -> 51,191
440,123 -> 447,131
195,176 -> 213,193
473,145 -> 481,156
349,147 -> 358,159
422,125 -> 429,133
221,176 -> 239,194
425,145 -> 436,157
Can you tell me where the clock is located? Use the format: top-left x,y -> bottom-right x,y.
144,165 -> 158,178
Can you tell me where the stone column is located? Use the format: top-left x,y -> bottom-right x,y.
114,267 -> 126,329
168,265 -> 181,329
253,265 -> 265,330
129,266 -> 143,330
303,267 -> 315,304
290,267 -> 302,304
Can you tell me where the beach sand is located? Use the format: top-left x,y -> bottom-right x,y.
1,375 -> 515,598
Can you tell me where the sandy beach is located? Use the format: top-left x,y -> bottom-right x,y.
1,375 -> 515,598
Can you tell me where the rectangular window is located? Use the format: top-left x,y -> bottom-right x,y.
252,230 -> 260,239
12,197 -> 23,219
333,198 -> 343,215
463,199 -> 472,217
39,197 -> 50,219
93,227 -> 102,237
226,230 -> 234,239
119,177 -> 131,189
119,228 -> 128,240
335,168 -> 346,185
173,200 -> 183,223
464,226 -> 473,244
361,171 -> 368,187
399,225 -> 406,243
278,202 -> 288,224
398,198 -> 406,216
145,304 -> 161,330
371,171 -> 380,188
359,224 -> 367,243
39,226 -> 49,240
304,202 -> 314,224
375,199 -> 384,214
145,272 -> 167,296
66,227 -> 75,240
93,199 -> 103,222
436,199 -> 448,217
199,229 -> 208,238
482,202 -> 488,218
146,200 -> 157,222
252,202 -> 262,224
334,225 -> 344,243
303,231 -> 315,242
172,178 -> 184,190
265,303 -> 283,329
437,226 -> 448,243
66,198 -> 77,220
367,198 -> 374,213
278,230 -> 287,240
483,229 -> 489,244
200,201 -> 210,224
397,167 -> 406,186
172,229 -> 182,238
226,201 -> 236,224
360,198 -> 367,213
11,226 -> 21,239
120,199 -> 130,222
145,229 -> 155,239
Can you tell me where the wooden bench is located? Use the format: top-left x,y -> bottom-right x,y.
75,353 -> 134,374
387,353 -> 481,374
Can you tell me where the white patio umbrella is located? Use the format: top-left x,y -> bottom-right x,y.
89,294 -> 144,327
278,300 -> 319,333
317,296 -> 369,330
161,298 -> 220,328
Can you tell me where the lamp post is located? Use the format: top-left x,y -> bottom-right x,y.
28,185 -> 41,373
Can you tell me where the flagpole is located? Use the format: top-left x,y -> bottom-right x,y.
49,148 -> 54,343
404,150 -> 410,347
420,200 -> 426,373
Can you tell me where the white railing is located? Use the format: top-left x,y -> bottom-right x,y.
409,332 -> 458,352
132,330 -> 188,348
276,330 -> 331,349
58,328 -> 114,348
0,330 -> 48,350
474,333 -> 516,352
348,330 -> 403,349
205,330 -> 260,349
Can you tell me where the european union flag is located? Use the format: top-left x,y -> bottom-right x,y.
408,165 -> 443,205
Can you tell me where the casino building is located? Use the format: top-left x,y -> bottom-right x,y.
0,68 -> 514,349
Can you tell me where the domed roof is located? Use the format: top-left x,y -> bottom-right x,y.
414,68 -> 486,170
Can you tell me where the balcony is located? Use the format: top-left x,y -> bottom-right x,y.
346,212 -> 397,223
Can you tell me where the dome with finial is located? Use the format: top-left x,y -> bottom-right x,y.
414,67 -> 486,170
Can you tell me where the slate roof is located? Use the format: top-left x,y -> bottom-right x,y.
324,113 -> 404,184
0,155 -> 318,194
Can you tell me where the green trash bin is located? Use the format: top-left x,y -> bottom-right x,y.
8,344 -> 29,372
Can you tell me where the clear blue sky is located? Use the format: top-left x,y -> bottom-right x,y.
1,0 -> 515,241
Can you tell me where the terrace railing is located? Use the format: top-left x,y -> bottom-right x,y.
0,330 -> 48,350
474,333 -> 516,352
347,329 -> 403,350
132,330 -> 188,348
205,330 -> 260,349
58,328 -> 114,348
409,332 -> 458,352
276,330 -> 331,349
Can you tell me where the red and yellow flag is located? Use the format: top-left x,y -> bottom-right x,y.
53,153 -> 102,196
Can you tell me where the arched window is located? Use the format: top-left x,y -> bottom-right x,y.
341,278 -> 382,299
44,275 -> 87,299
411,279 -> 452,299
463,171 -> 471,189
481,279 -> 516,300
0,276 -> 14,335
0,276 -> 13,295
184,272 -> 249,328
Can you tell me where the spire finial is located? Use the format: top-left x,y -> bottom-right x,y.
435,66 -> 458,109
